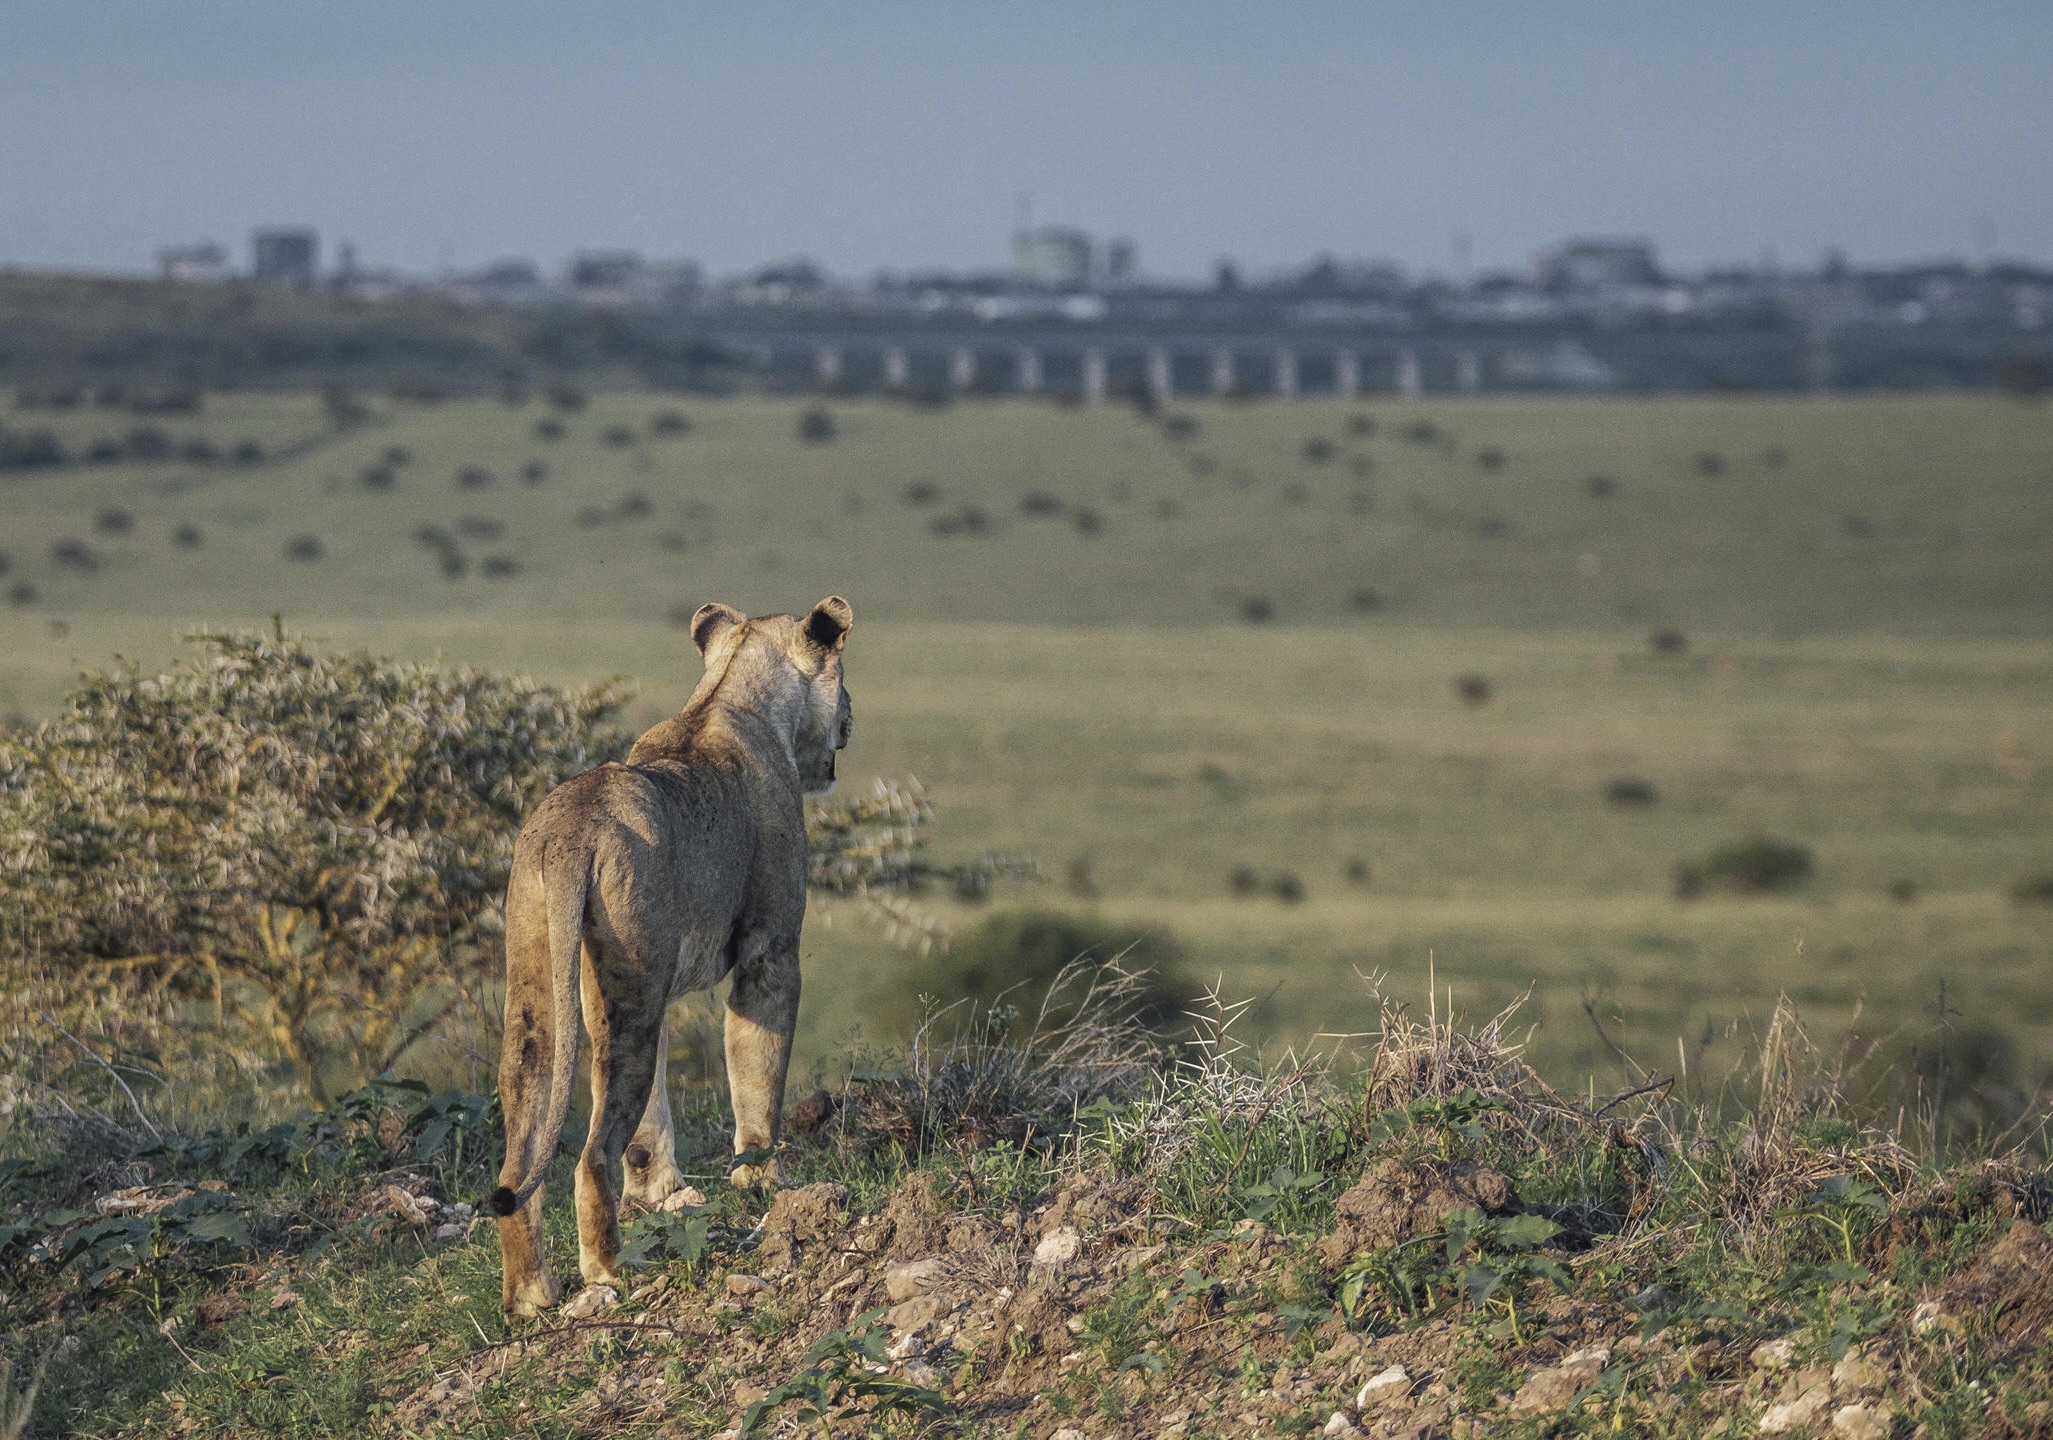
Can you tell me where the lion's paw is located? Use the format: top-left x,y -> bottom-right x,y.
660,1185 -> 708,1212
561,1284 -> 619,1320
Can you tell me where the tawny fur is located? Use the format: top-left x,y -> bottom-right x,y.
488,596 -> 854,1316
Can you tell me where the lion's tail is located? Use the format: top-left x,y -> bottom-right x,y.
487,845 -> 590,1218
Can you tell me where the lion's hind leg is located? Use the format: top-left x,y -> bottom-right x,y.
573,987 -> 665,1289
623,1009 -> 689,1208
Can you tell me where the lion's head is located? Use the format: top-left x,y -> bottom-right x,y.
688,595 -> 854,794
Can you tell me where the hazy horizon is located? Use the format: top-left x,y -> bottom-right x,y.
3,1 -> 2049,282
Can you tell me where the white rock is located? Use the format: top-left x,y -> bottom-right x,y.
1751,1337 -> 1798,1371
432,1222 -> 466,1243
901,1359 -> 944,1388
1831,1403 -> 1891,1440
1052,1429 -> 1087,1440
662,1185 -> 708,1212
1760,1387 -> 1831,1435
562,1284 -> 618,1319
1034,1226 -> 1082,1267
1831,1351 -> 1885,1394
724,1273 -> 770,1297
1910,1300 -> 1958,1336
1355,1364 -> 1411,1409
1322,1411 -> 1363,1437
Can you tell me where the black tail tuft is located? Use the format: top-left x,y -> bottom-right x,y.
487,1186 -> 520,1218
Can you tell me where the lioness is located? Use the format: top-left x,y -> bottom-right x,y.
487,596 -> 854,1315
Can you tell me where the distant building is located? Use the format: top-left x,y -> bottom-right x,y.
158,242 -> 229,284
1014,227 -> 1093,290
252,228 -> 319,288
1104,238 -> 1138,287
566,251 -> 644,291
1533,238 -> 1661,292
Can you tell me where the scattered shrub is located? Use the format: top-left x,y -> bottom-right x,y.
124,425 -> 172,462
179,437 -> 220,464
1187,454 -> 1215,477
1649,629 -> 1688,655
797,407 -> 838,443
85,437 -> 124,464
1282,482 -> 1309,503
455,515 -> 504,540
480,555 -> 522,580
173,523 -> 203,548
1584,474 -> 1616,499
602,425 -> 637,448
94,507 -> 134,536
1161,414 -> 1200,440
902,479 -> 940,506
520,459 -> 550,484
359,464 -> 396,490
322,382 -> 369,428
1759,445 -> 1790,469
1886,878 -> 1919,904
929,506 -> 989,538
1349,454 -> 1375,476
1996,356 -> 2050,400
533,418 -> 566,442
1454,674 -> 1492,706
1020,491 -> 1064,518
648,408 -> 692,437
381,445 -> 411,467
0,550 -> 8,577
456,465 -> 494,489
1676,836 -> 1815,898
387,377 -> 448,404
1475,445 -> 1506,471
51,539 -> 99,573
1227,866 -> 1262,897
1064,858 -> 1096,899
576,506 -> 606,528
1347,413 -> 1377,436
1347,490 -> 1374,514
8,582 -> 35,605
2009,873 -> 2053,907
1343,857 -> 1371,886
1270,871 -> 1305,903
1301,437 -> 1335,463
1841,514 -> 1873,538
616,492 -> 652,520
1472,516 -> 1512,539
230,440 -> 265,465
1402,419 -> 1441,445
1070,508 -> 1103,536
284,535 -> 324,562
437,549 -> 468,579
1692,450 -> 1727,477
1349,586 -> 1385,612
1605,778 -> 1658,807
544,383 -> 588,413
1241,595 -> 1274,624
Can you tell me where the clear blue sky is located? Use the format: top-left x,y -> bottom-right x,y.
2,2 -> 2047,281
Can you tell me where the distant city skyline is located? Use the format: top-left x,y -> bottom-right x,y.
2,2 -> 2048,281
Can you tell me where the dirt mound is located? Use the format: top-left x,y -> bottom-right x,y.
1316,1157 -> 1517,1269
1933,1220 -> 2053,1357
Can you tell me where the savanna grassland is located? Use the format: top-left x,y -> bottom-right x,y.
3,388 -> 2049,1095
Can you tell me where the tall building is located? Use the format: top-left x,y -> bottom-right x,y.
1013,227 -> 1093,290
252,228 -> 318,288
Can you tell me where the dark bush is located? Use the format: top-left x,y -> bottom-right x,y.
930,505 -> 989,538
1282,482 -> 1309,504
231,440 -> 265,466
1996,357 -> 2050,400
1241,595 -> 1274,624
797,407 -> 837,443
455,515 -> 504,540
520,459 -> 550,484
890,909 -> 1194,1039
1402,419 -> 1441,445
1227,866 -> 1262,897
2009,873 -> 2053,907
360,464 -> 396,490
1349,586 -> 1384,612
457,465 -> 494,489
1692,450 -> 1727,478
544,383 -> 588,413
1605,778 -> 1658,807
1020,491 -> 1064,518
179,437 -> 220,464
534,418 -> 566,442
1649,629 -> 1688,655
616,492 -> 652,520
173,523 -> 203,548
85,438 -> 124,464
8,582 -> 35,605
284,535 -> 324,562
94,507 -> 134,536
1301,437 -> 1335,463
576,506 -> 606,529
381,445 -> 411,467
0,550 -> 8,576
1349,454 -> 1374,477
1585,474 -> 1617,499
602,425 -> 637,448
92,383 -> 129,409
480,555 -> 522,580
1070,508 -> 1103,537
902,479 -> 940,506
322,383 -> 369,428
438,549 -> 468,579
1472,516 -> 1512,538
387,377 -> 448,404
1187,454 -> 1215,477
1161,414 -> 1200,441
1677,837 -> 1814,897
1758,445 -> 1790,470
51,539 -> 99,573
1454,674 -> 1492,706
1475,445 -> 1506,471
1343,857 -> 1371,886
500,379 -> 531,406
1347,413 -> 1377,436
648,409 -> 692,437
412,524 -> 457,551
1269,871 -> 1305,903
1886,878 -> 1919,904
124,425 -> 172,462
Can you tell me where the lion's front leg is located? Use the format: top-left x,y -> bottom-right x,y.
724,938 -> 799,1188
623,1008 -> 689,1208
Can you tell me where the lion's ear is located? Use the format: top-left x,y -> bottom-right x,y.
690,602 -> 745,655
803,596 -> 853,652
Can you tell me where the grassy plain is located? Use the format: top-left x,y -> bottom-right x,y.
2,390 -> 2050,1093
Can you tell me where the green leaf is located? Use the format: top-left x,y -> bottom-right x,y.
180,1211 -> 254,1246
1493,1214 -> 1562,1250
1462,1262 -> 1503,1305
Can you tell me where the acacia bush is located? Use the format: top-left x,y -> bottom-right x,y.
1,636 -> 1000,1122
